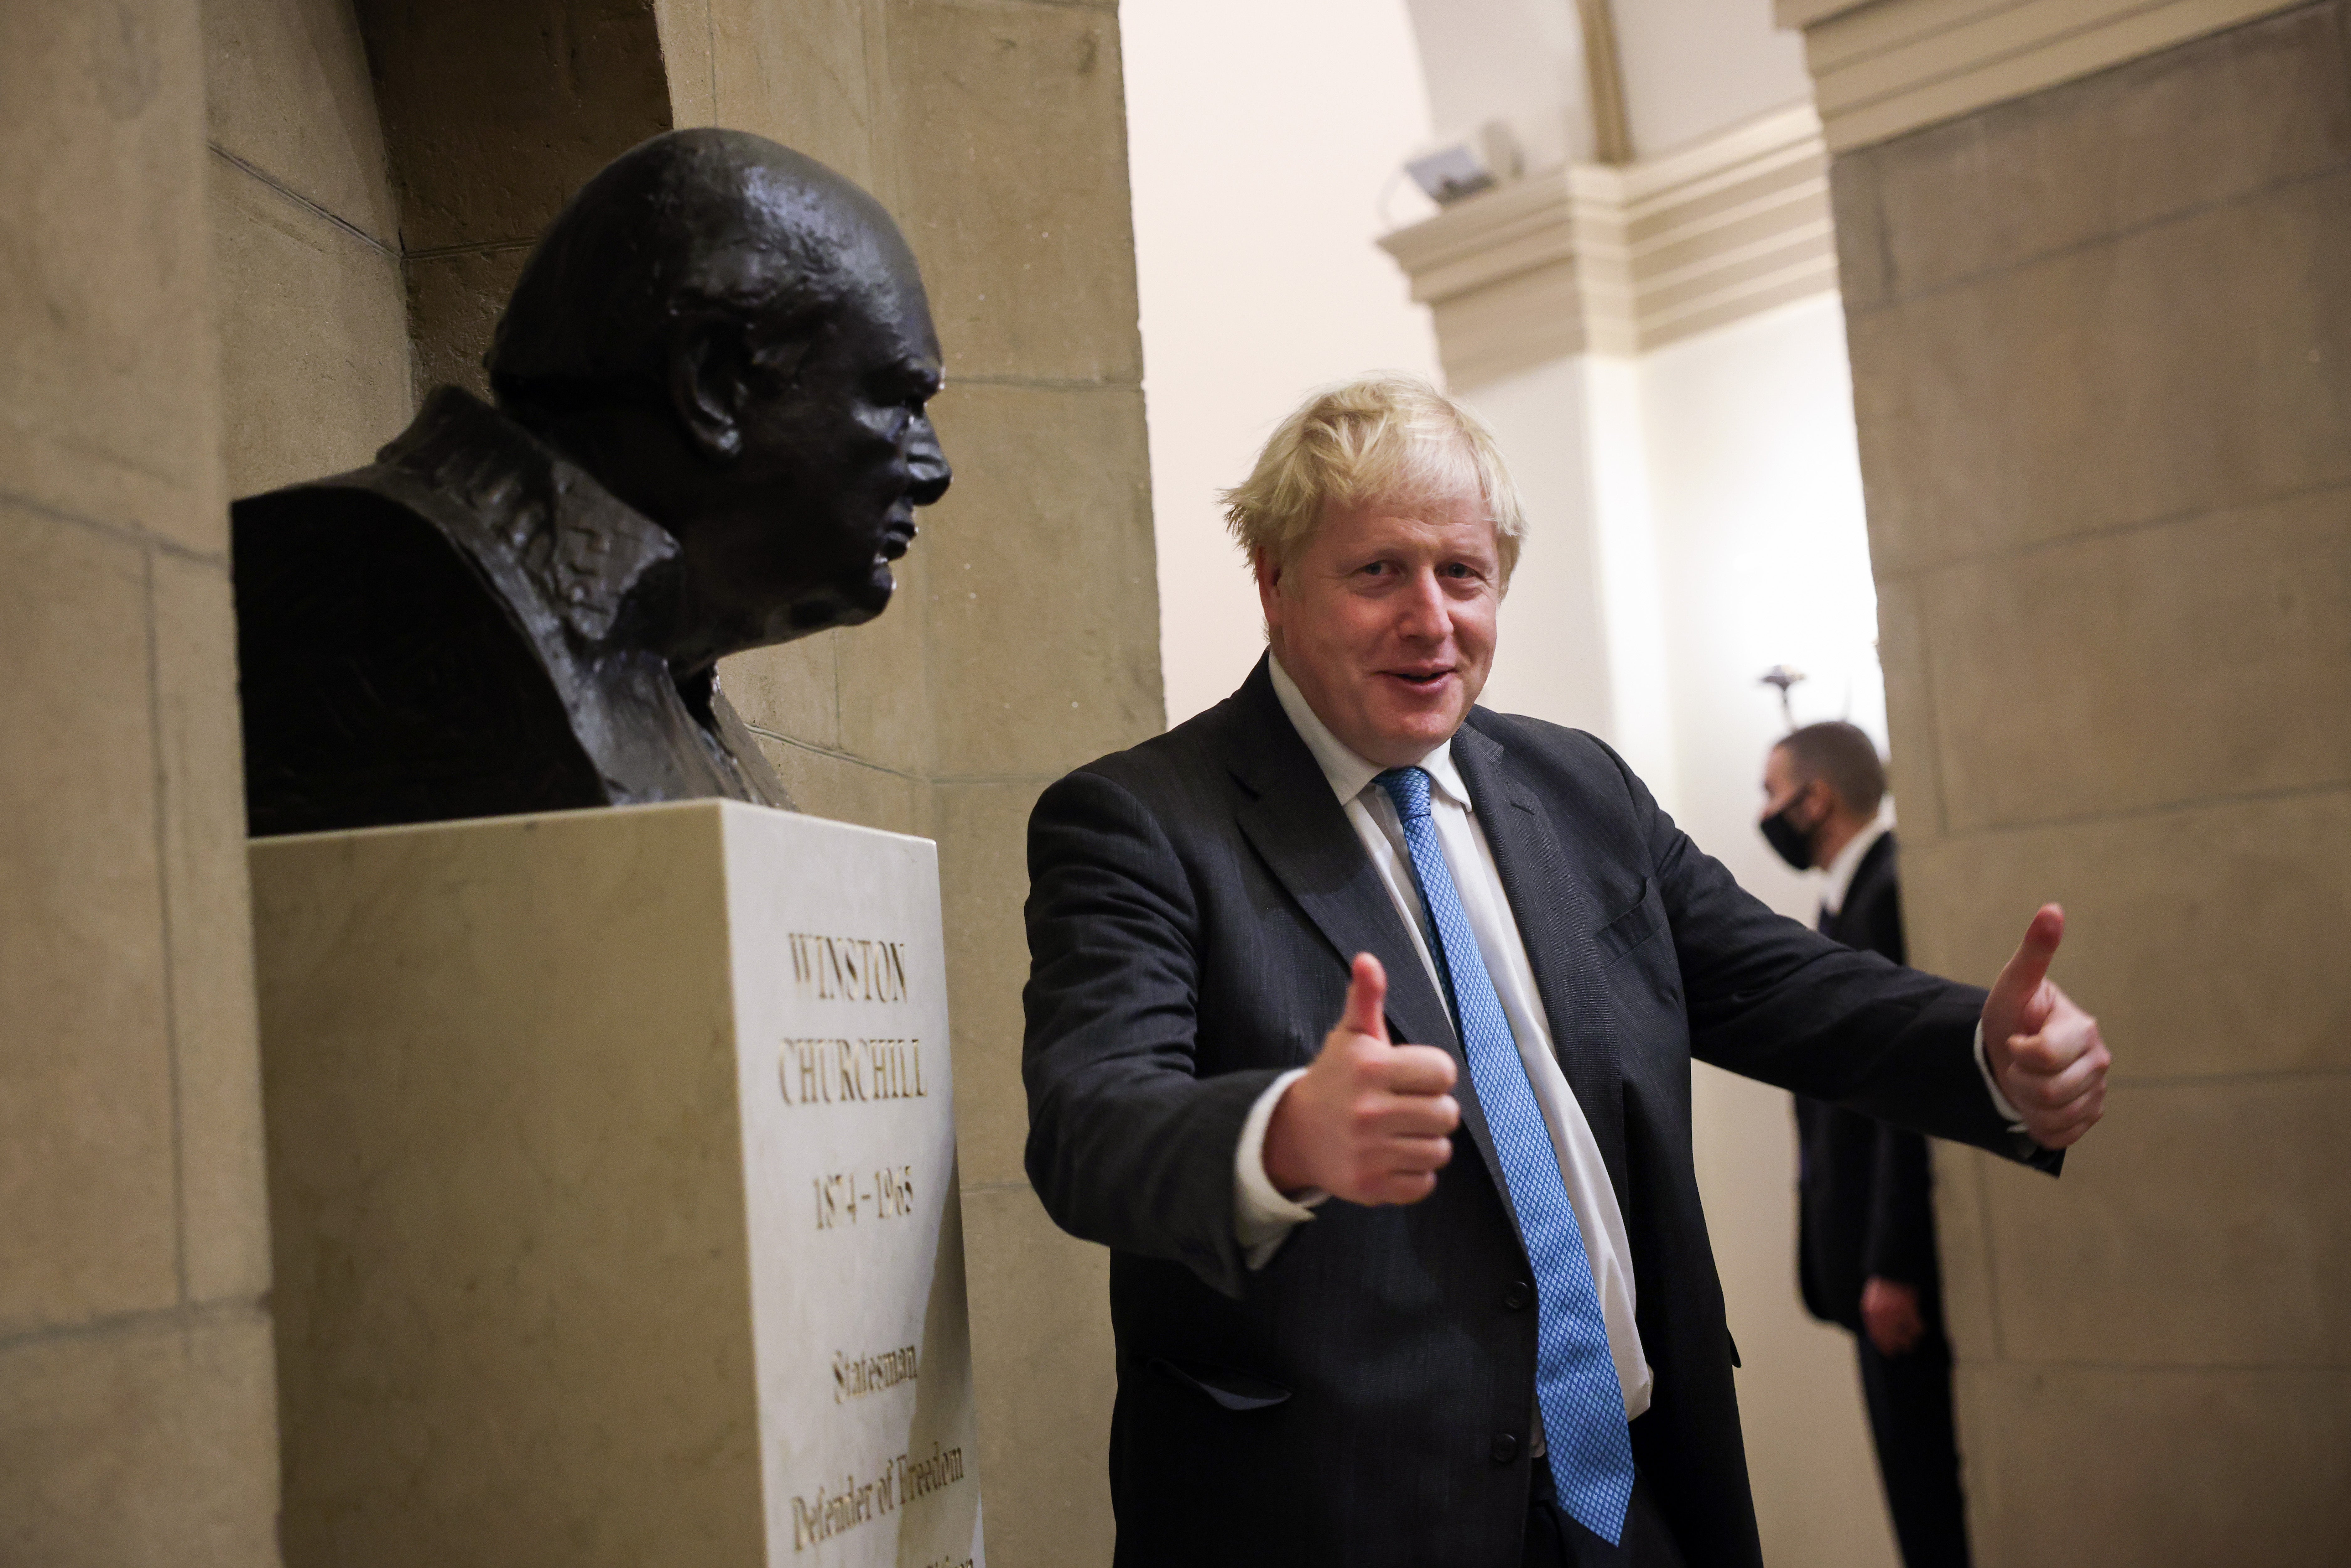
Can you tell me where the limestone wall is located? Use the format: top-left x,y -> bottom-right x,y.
3,0 -> 1153,1561
1830,7 -> 2351,1559
0,2 -> 283,1563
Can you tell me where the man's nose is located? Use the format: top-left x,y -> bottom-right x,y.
907,417 -> 952,506
1394,569 -> 1451,639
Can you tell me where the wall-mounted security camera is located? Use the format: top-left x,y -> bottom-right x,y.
1404,120 -> 1523,205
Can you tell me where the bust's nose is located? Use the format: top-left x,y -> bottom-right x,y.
907,417 -> 952,506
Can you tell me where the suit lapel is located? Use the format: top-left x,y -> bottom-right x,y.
1218,662 -> 1514,1197
1450,719 -> 1632,1201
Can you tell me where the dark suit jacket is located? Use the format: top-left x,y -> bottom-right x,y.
1022,661 -> 2052,1568
1795,833 -> 1942,1332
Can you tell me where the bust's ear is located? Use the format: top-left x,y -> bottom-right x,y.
667,322 -> 746,461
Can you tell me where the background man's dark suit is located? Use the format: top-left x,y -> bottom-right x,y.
1794,831 -> 1970,1567
1023,662 -> 2052,1568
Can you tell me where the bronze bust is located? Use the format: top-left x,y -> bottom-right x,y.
232,129 -> 950,836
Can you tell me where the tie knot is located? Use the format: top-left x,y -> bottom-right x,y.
1375,766 -> 1434,823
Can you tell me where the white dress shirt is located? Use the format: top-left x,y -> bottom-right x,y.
1818,813 -> 1891,920
1231,655 -> 1654,1421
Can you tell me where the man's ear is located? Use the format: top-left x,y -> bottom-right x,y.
668,322 -> 745,461
1253,547 -> 1286,636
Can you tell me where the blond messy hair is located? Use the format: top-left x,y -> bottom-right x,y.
1220,373 -> 1527,584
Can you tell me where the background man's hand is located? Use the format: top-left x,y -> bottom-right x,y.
1982,905 -> 2110,1150
1860,1277 -> 1926,1356
1263,953 -> 1462,1204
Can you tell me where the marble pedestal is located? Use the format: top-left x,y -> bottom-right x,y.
250,801 -> 982,1568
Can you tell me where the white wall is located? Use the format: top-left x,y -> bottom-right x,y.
1404,0 -> 1593,170
1640,294 -> 1901,1568
1610,0 -> 1814,157
1123,0 -> 1443,725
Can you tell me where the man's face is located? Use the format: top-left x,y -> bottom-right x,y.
678,264 -> 951,653
1760,746 -> 1822,825
1258,480 -> 1501,768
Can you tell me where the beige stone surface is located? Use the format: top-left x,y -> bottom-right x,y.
1917,489 -> 2351,831
402,246 -> 527,402
1907,788 -> 2351,1079
1956,1362 -> 2351,1566
353,0 -> 672,253
0,0 -> 224,550
888,0 -> 1143,384
1853,175 -> 2351,575
754,738 -> 935,838
1926,1145 -> 2000,1363
201,0 -> 399,244
725,634 -> 847,756
924,382 -> 1163,776
675,0 -> 895,200
960,1182 -> 1116,1567
1858,5 -> 2351,301
836,549 -> 939,775
1977,1077 -> 2351,1367
0,505 -> 180,1334
1869,573 -> 1947,844
1836,12 -> 2351,1558
255,806 -> 765,1568
0,1306 -> 281,1568
210,162 -> 412,496
934,780 -> 1050,1191
150,553 -> 273,1306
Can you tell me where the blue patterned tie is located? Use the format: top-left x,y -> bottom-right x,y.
1375,766 -> 1636,1544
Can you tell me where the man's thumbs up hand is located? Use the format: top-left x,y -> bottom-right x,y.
1982,905 -> 2110,1150
1262,953 -> 1462,1205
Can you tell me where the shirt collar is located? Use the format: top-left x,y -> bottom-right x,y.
1266,652 -> 1471,812
1819,813 -> 1891,916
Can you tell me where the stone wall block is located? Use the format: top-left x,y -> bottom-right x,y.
835,546 -> 939,774
200,0 -> 400,244
721,633 -> 845,756
1977,1077 -> 2351,1367
932,779 -> 1049,1191
0,0 -> 223,549
0,1308 -> 281,1568
1867,5 -> 2351,302
922,383 -> 1163,776
403,247 -> 527,403
210,167 -> 412,496
747,738 -> 932,839
959,1183 -> 1115,1567
1919,489 -> 2351,830
1927,1145 -> 2001,1364
887,0 -> 1144,383
677,0 -> 892,200
1956,1362 -> 2351,1566
1854,175 -> 2351,574
1870,572 -> 1947,844
0,506 -> 179,1334
151,553 -> 272,1305
1826,155 -> 1890,314
1906,790 -> 2351,1080
354,0 -> 673,252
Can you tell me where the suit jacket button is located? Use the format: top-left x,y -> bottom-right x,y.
1503,1281 -> 1533,1310
1490,1432 -> 1519,1464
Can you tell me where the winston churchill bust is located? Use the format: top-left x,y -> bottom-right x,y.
231,128 -> 951,836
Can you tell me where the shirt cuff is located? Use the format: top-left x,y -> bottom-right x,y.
1973,1020 -> 2028,1131
1235,1067 -> 1326,1270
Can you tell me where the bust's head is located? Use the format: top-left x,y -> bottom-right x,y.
489,129 -> 950,669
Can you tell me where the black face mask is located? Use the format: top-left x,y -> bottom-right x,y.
1760,801 -> 1815,870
